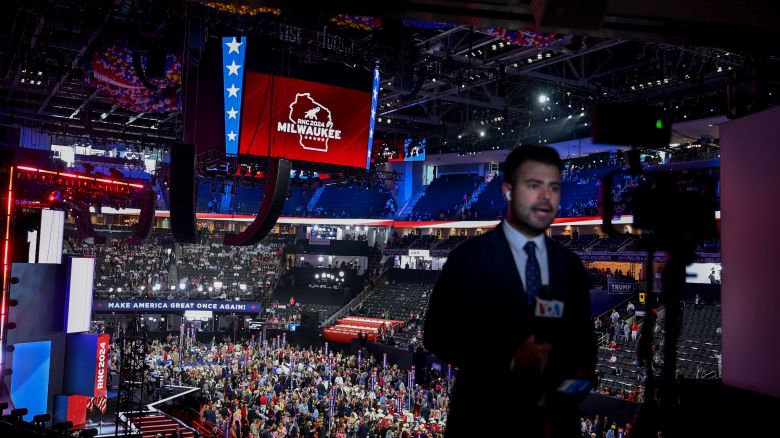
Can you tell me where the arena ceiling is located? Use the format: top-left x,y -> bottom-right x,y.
0,0 -> 778,155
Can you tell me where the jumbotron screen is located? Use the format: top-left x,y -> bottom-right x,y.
239,73 -> 372,168
371,137 -> 427,163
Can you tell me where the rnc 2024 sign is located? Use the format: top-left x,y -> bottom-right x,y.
93,300 -> 262,314
239,73 -> 372,168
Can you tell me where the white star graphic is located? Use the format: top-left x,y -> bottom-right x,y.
226,60 -> 242,76
373,89 -> 378,100
226,84 -> 240,98
227,107 -> 238,119
371,109 -> 375,118
226,37 -> 243,54
227,131 -> 237,141
374,69 -> 380,80
369,129 -> 373,137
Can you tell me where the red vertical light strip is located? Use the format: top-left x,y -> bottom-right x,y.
0,166 -> 13,371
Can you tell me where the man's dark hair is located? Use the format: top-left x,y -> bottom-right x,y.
502,144 -> 562,185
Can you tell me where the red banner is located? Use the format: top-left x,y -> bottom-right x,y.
239,73 -> 371,168
94,334 -> 110,397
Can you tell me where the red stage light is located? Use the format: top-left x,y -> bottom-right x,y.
1,166 -> 14,371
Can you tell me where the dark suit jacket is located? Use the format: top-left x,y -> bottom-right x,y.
423,223 -> 597,437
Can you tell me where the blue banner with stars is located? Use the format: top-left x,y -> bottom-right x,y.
223,36 -> 246,156
366,66 -> 380,170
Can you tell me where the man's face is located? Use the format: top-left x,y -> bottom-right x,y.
503,160 -> 561,236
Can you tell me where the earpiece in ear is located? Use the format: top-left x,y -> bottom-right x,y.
505,192 -> 512,201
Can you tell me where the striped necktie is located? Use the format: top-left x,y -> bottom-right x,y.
524,241 -> 541,306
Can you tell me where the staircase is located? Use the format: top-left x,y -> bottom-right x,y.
396,185 -> 427,219
616,237 -> 635,252
462,178 -> 489,210
583,237 -> 602,251
169,264 -> 179,288
156,177 -> 169,210
307,186 -> 325,211
220,182 -> 233,212
127,413 -> 195,438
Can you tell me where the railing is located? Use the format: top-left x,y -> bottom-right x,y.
147,385 -> 201,411
582,237 -> 602,251
307,186 -> 325,211
616,237 -> 635,252
702,370 -> 718,379
262,253 -> 286,312
167,406 -> 224,437
321,264 -> 391,327
595,296 -> 634,321
462,178 -> 489,210
396,185 -> 427,219
321,282 -> 373,327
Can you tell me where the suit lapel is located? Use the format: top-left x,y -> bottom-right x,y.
545,236 -> 564,297
488,222 -> 525,296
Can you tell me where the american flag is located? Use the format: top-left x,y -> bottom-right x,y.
89,395 -> 108,413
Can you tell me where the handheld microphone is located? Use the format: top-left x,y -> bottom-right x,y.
533,286 -> 565,344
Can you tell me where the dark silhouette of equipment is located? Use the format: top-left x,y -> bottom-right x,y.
223,158 -> 290,246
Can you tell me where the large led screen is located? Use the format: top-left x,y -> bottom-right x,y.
66,257 -> 95,333
685,262 -> 722,284
39,209 -> 64,264
372,138 -> 405,163
403,137 -> 426,161
239,73 -> 372,168
371,137 -> 426,164
10,341 -> 52,421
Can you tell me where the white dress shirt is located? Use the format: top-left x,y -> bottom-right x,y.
502,221 -> 549,291
504,222 -> 550,370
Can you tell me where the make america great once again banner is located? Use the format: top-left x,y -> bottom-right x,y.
93,300 -> 262,314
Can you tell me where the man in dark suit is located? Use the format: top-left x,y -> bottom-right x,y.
424,145 -> 597,437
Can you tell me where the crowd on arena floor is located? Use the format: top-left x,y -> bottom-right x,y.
105,332 -> 657,437
126,337 -> 451,438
